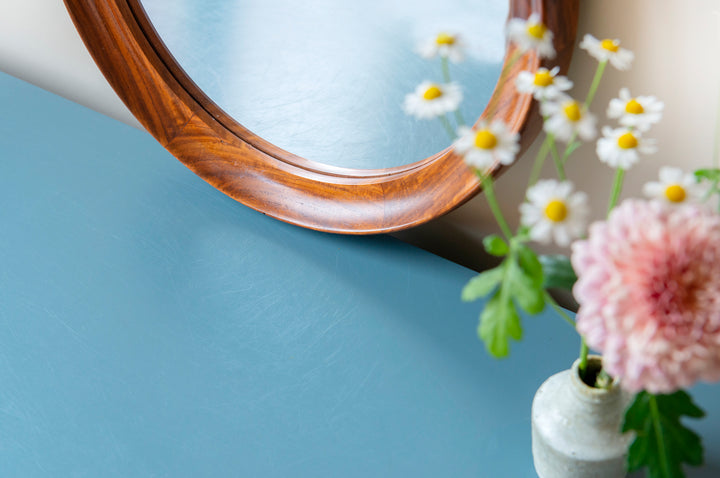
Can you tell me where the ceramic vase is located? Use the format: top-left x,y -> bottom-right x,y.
531,355 -> 633,478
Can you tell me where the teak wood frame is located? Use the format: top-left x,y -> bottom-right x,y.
64,0 -> 579,234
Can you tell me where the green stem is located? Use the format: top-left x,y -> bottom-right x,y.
441,56 -> 451,83
528,135 -> 552,187
486,50 -> 523,119
543,291 -> 575,328
585,60 -> 608,108
578,340 -> 590,380
454,109 -> 466,127
649,395 -> 672,478
438,115 -> 456,140
478,172 -> 514,240
607,168 -> 626,215
548,134 -> 566,180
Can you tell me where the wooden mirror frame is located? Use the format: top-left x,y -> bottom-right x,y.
64,0 -> 579,234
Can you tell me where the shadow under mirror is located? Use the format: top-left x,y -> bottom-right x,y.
140,0 -> 509,170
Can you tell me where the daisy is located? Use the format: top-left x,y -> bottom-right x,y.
541,95 -> 597,142
516,66 -> 573,101
607,88 -> 664,132
506,13 -> 556,59
418,32 -> 465,63
403,81 -> 462,119
453,121 -> 520,171
643,167 -> 706,205
519,179 -> 589,247
572,200 -> 720,393
579,34 -> 634,70
596,126 -> 656,169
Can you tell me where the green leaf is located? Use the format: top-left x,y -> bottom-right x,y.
539,254 -> 577,291
483,235 -> 509,256
461,267 -> 504,302
508,260 -> 545,314
694,168 -> 720,182
622,391 -> 705,477
477,292 -> 522,358
516,245 -> 544,288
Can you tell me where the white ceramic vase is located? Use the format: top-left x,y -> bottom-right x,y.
531,356 -> 634,478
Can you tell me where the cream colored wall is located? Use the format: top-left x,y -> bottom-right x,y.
1,1 -> 718,270
400,0 -> 720,269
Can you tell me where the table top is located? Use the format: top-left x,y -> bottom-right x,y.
1,71 -> 718,477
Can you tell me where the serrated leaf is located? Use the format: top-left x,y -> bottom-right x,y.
622,391 -> 705,478
461,267 -> 504,302
516,245 -> 543,288
539,254 -> 577,291
483,234 -> 509,257
477,292 -> 522,358
694,168 -> 720,182
508,260 -> 545,314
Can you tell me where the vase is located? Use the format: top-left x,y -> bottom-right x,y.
531,355 -> 633,478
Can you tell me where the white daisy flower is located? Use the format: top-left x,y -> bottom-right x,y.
506,13 -> 556,59
418,32 -> 466,63
607,88 -> 664,132
520,180 -> 589,247
403,81 -> 462,119
453,121 -> 520,171
579,34 -> 634,70
596,126 -> 657,169
516,66 -> 573,101
541,95 -> 597,142
643,167 -> 706,205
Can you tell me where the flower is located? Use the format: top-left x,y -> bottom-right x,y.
572,200 -> 720,393
506,13 -> 556,59
519,180 -> 589,247
643,167 -> 707,205
579,34 -> 634,70
453,121 -> 520,170
607,88 -> 664,131
596,126 -> 657,169
418,32 -> 465,63
541,95 -> 597,142
403,81 -> 462,119
516,66 -> 573,101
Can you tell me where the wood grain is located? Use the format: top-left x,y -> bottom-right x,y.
63,0 -> 579,234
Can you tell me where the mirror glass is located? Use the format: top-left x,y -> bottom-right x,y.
140,0 -> 508,169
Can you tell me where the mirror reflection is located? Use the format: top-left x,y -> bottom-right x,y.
141,0 -> 509,169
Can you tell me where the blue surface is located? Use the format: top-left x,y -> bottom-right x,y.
1,72 -> 719,477
140,0 -> 507,169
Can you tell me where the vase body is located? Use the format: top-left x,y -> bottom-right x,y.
531,356 -> 633,478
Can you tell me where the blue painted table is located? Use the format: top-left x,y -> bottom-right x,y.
1,72 -> 718,477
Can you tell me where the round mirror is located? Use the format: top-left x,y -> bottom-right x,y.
63,0 -> 578,233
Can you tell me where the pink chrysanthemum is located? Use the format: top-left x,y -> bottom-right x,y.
572,200 -> 720,393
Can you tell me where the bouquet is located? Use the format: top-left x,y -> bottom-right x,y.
404,13 -> 720,478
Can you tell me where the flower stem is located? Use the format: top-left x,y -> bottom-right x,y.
478,172 -> 514,240
585,60 -> 608,108
438,115 -> 456,140
441,56 -> 451,83
649,394 -> 672,478
548,134 -> 566,180
578,339 -> 590,380
607,168 -> 626,215
485,50 -> 523,119
543,291 -> 575,328
528,135 -> 552,187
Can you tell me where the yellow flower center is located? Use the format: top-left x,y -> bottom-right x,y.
601,39 -> 620,52
544,200 -> 568,222
436,33 -> 456,45
617,132 -> 638,149
625,99 -> 644,115
664,184 -> 686,203
527,23 -> 547,40
474,129 -> 498,150
533,70 -> 554,87
563,102 -> 582,122
423,85 -> 443,100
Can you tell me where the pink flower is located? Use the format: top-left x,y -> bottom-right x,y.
572,200 -> 720,393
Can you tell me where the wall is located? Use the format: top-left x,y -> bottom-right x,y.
2,1 -> 719,271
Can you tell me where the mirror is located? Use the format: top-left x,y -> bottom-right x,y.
63,0 -> 578,233
140,0 -> 509,170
